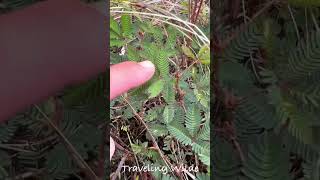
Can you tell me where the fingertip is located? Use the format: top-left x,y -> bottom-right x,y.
110,61 -> 156,100
138,60 -> 155,69
138,60 -> 155,80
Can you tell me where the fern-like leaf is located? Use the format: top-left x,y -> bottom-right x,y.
223,24 -> 263,63
241,132 -> 290,180
162,105 -> 175,124
162,79 -> 175,105
212,137 -> 241,180
46,144 -> 75,180
62,73 -> 106,107
110,17 -> 121,36
286,32 -> 320,81
156,50 -> 170,79
167,121 -> 192,146
185,105 -> 202,137
269,86 -> 316,144
121,14 -> 132,37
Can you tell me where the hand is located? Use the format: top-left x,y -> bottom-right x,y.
0,0 -> 106,122
110,61 -> 155,159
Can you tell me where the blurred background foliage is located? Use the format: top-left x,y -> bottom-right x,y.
213,0 -> 320,179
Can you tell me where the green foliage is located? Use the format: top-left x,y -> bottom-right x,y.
0,151 -> 10,179
241,132 -> 290,180
0,118 -> 19,143
62,73 -> 106,107
0,70 -> 106,179
222,25 -> 263,63
286,32 -> 320,81
212,137 -> 241,180
289,0 -> 320,7
110,11 -> 210,179
214,1 -> 320,179
147,79 -> 165,98
120,14 -> 132,37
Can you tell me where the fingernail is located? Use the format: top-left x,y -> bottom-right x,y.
138,60 -> 155,69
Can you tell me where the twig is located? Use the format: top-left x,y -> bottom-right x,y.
249,0 -> 276,23
124,128 -> 141,175
310,8 -> 320,32
34,105 -> 98,180
113,138 -> 132,154
288,5 -> 300,40
122,97 -> 176,176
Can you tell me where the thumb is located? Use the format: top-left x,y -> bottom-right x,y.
110,61 -> 155,100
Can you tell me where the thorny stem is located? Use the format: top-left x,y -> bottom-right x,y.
191,0 -> 198,23
194,0 -> 204,24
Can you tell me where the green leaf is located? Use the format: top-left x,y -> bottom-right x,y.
156,50 -> 170,78
197,44 -> 210,64
46,144 -> 75,180
127,45 -> 140,61
163,106 -> 175,124
242,132 -> 290,180
131,144 -> 143,154
182,45 -> 196,59
121,14 -> 132,37
185,105 -> 202,137
0,151 -> 10,179
147,79 -> 164,98
110,17 -> 121,36
162,80 -> 175,105
167,121 -> 193,146
149,124 -> 168,137
110,39 -> 125,47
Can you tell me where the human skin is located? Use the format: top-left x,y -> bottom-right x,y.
0,0 -> 106,121
0,0 -> 155,161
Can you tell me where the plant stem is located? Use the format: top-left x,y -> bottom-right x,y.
34,105 -> 98,180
